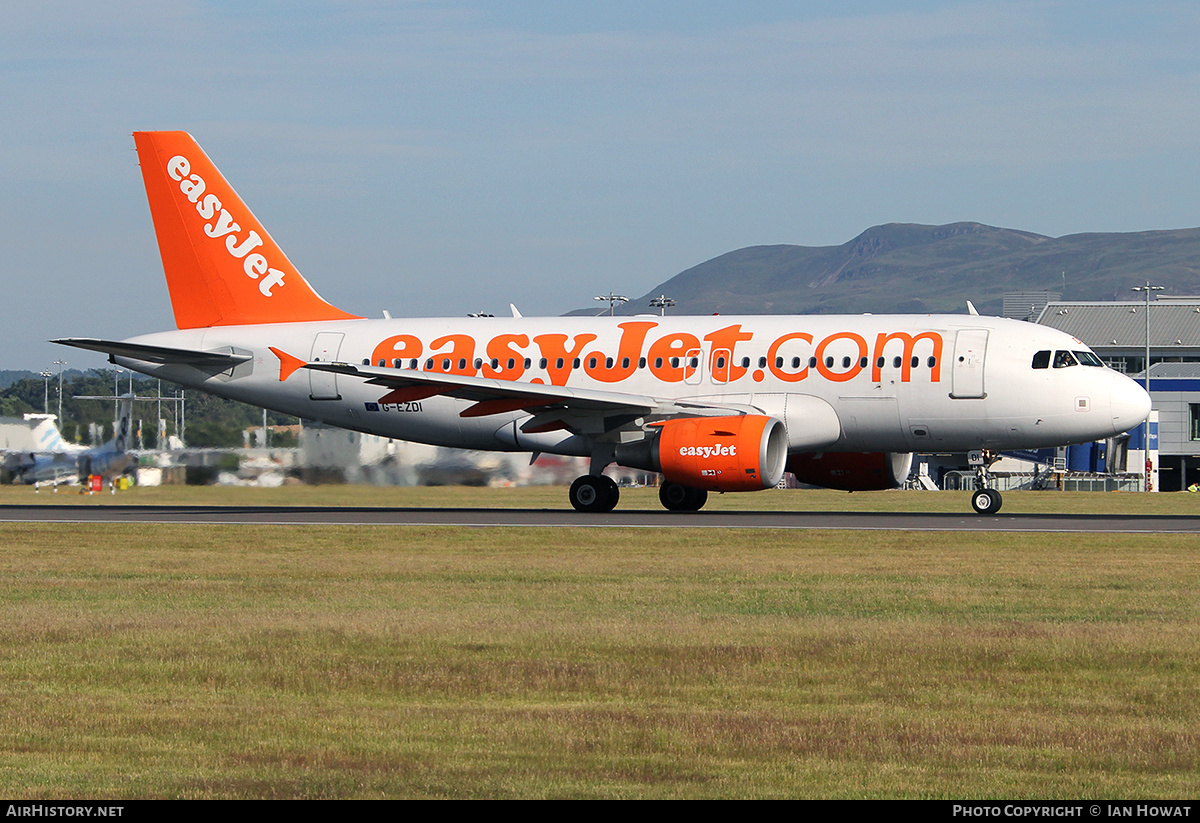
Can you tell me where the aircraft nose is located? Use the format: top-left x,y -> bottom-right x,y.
1109,373 -> 1152,433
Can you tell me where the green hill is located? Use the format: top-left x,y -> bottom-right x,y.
585,222 -> 1200,317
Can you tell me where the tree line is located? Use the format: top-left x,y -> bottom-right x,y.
0,370 -> 298,449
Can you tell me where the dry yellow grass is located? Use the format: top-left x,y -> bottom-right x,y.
0,522 -> 1195,798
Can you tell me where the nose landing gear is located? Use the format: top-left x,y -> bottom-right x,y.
969,449 -> 1003,515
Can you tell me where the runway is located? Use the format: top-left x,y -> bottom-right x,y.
0,504 -> 1196,532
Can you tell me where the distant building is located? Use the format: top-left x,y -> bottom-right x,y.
1002,291 -> 1060,321
1128,363 -> 1200,490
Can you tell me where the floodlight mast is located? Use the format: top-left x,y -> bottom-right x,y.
1130,281 -> 1164,393
649,295 -> 676,316
594,293 -> 628,316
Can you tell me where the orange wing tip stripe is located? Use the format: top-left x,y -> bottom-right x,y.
269,347 -> 308,382
379,386 -> 445,404
460,398 -> 550,418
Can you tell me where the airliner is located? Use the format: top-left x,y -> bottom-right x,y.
55,132 -> 1152,514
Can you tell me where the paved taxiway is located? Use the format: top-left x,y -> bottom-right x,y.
0,505 -> 1196,532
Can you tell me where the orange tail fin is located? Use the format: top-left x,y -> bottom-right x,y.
133,131 -> 361,329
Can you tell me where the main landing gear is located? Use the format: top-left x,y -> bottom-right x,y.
969,449 -> 1003,515
568,475 -> 711,513
569,474 -> 620,513
658,481 -> 708,512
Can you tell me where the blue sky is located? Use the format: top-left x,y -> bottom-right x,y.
3,1 -> 1200,371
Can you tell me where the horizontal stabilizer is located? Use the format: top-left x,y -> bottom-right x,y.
52,338 -> 253,369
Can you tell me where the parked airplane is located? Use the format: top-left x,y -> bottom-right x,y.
9,396 -> 134,486
56,132 -> 1151,514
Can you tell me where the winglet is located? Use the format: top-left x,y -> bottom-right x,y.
133,131 -> 362,329
269,347 -> 308,381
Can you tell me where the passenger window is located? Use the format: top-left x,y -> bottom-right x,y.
775,356 -> 784,368
1032,350 -> 1051,369
927,356 -> 936,368
893,356 -> 902,368
841,356 -> 851,368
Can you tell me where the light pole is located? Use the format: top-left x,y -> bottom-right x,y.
40,371 -> 52,414
594,292 -> 628,316
1131,282 -> 1164,392
649,295 -> 676,316
53,360 -> 66,424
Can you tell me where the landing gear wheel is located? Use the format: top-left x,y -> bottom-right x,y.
570,475 -> 619,513
659,482 -> 709,512
970,488 -> 1003,515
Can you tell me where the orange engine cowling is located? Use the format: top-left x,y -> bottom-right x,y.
787,452 -> 913,491
622,415 -> 788,492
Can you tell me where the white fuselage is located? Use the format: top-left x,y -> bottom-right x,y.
113,313 -> 1151,458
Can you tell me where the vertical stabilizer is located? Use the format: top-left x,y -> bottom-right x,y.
133,131 -> 361,329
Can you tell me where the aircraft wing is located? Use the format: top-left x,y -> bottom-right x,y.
53,338 -> 253,370
300,359 -> 756,423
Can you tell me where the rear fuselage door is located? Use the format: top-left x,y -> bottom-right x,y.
309,332 -> 344,400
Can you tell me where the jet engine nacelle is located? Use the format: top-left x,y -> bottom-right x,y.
616,414 -> 788,492
787,451 -> 913,491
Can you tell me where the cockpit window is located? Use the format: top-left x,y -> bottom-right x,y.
1032,350 -> 1051,369
1073,350 -> 1104,367
1053,350 -> 1078,368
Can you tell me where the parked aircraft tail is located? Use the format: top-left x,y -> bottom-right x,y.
132,131 -> 361,329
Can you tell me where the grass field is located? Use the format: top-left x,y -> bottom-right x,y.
0,486 -> 1196,798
